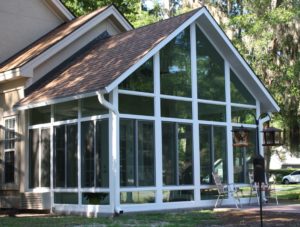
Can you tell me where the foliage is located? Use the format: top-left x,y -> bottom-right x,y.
61,0 -> 140,22
210,0 -> 300,153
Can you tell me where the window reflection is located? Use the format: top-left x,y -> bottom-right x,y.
160,28 -> 191,97
200,125 -> 227,184
197,26 -> 225,101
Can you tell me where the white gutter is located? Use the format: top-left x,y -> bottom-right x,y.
96,91 -> 122,215
96,91 -> 118,114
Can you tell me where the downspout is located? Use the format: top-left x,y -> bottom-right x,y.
96,91 -> 123,215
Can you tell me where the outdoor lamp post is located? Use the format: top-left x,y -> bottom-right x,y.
232,114 -> 283,227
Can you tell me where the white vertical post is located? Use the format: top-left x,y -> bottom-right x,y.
77,100 -> 82,205
256,101 -> 264,156
154,52 -> 163,204
190,23 -> 200,202
225,61 -> 234,185
50,105 -> 54,212
110,88 -> 120,213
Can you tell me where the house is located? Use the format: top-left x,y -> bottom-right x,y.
0,0 -> 279,215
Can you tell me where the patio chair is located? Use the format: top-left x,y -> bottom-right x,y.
248,172 -> 278,205
212,172 -> 241,208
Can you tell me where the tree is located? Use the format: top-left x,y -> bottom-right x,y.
209,0 -> 300,154
62,0 -> 140,22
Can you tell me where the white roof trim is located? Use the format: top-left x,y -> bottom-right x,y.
14,89 -> 106,111
49,0 -> 75,21
19,5 -> 132,77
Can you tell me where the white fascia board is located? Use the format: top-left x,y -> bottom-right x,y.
20,5 -> 132,77
110,7 -> 133,31
14,89 -> 106,111
104,7 -> 207,93
49,0 -> 75,21
200,10 -> 280,112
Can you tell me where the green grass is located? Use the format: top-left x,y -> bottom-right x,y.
275,184 -> 300,200
0,210 -> 217,227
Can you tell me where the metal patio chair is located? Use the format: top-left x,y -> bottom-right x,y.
212,172 -> 241,208
248,172 -> 278,205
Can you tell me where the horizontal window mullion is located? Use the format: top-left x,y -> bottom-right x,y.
118,89 -> 155,97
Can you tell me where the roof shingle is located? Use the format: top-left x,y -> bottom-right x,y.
18,8 -> 200,107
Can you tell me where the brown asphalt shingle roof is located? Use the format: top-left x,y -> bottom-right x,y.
0,5 -> 111,73
18,8 -> 200,107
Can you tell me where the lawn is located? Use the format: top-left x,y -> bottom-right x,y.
0,210 -> 218,227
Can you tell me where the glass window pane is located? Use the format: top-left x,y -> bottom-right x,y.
54,125 -> 65,188
96,119 -> 109,187
81,121 -> 95,187
120,191 -> 155,204
66,124 -> 78,187
163,190 -> 194,202
138,121 -> 155,186
231,70 -> 256,104
41,128 -> 50,187
119,94 -> 154,116
197,27 -> 225,101
200,125 -> 227,184
233,128 -> 256,183
120,119 -> 135,187
161,99 -> 192,119
198,103 -> 226,121
54,101 -> 78,121
81,96 -> 108,117
160,28 -> 191,97
29,129 -> 39,188
54,193 -> 78,204
4,151 -> 14,183
29,106 -> 51,125
119,58 -> 153,93
162,123 -> 193,186
231,107 -> 256,124
82,193 -> 110,205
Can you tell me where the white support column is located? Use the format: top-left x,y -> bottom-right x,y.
77,100 -> 82,205
256,101 -> 264,156
110,88 -> 120,213
154,52 -> 163,204
190,23 -> 200,202
50,105 -> 54,212
225,61 -> 234,185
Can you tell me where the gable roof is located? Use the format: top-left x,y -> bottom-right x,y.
0,4 -> 132,74
15,6 -> 279,113
17,8 -> 200,108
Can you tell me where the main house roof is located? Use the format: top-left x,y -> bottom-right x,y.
0,5 -> 120,73
13,6 -> 279,113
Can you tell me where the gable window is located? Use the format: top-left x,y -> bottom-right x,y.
160,28 -> 191,97
119,58 -> 154,93
230,70 -> 256,105
4,118 -> 16,184
196,26 -> 225,101
120,119 -> 155,187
